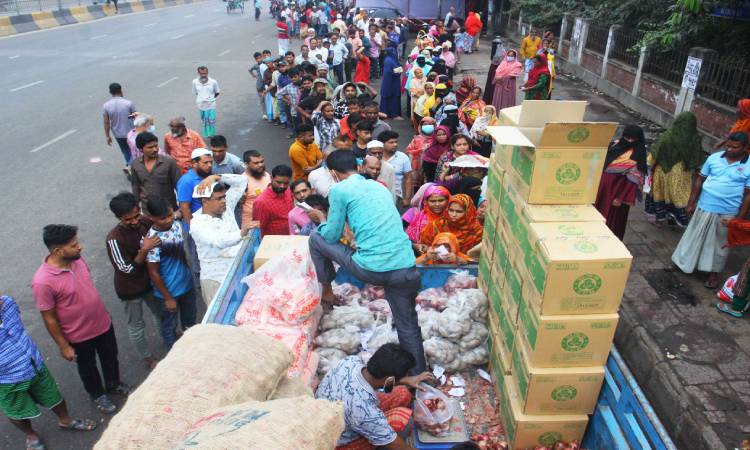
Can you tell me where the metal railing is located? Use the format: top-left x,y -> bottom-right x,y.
585,24 -> 608,54
643,48 -> 690,85
697,55 -> 750,107
610,28 -> 642,67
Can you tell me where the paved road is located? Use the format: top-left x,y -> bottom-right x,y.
0,3 -> 298,448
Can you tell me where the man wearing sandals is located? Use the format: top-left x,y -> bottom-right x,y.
0,296 -> 96,450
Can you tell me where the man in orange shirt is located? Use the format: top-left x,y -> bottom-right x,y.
288,123 -> 323,181
164,117 -> 206,173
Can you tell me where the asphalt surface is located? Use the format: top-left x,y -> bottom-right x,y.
0,3 -> 307,448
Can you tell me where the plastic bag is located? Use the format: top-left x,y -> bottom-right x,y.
237,243 -> 320,325
416,288 -> 449,311
458,321 -> 489,351
418,309 -> 441,340
319,303 -> 374,331
444,271 -> 478,293
366,320 -> 399,352
332,282 -> 361,305
367,299 -> 392,323
413,384 -> 454,436
460,345 -> 489,367
437,307 -> 472,340
423,337 -> 459,369
315,326 -> 361,354
363,284 -> 386,300
316,348 -> 348,377
447,288 -> 488,323
718,273 -> 739,302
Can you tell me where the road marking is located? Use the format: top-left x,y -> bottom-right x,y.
10,80 -> 44,92
8,55 -> 20,59
218,49 -> 231,57
212,22 -> 221,27
29,129 -> 77,153
91,34 -> 107,40
144,22 -> 157,28
170,33 -> 185,40
184,14 -> 194,18
156,76 -> 178,88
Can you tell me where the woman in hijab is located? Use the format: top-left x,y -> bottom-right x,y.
435,134 -> 478,183
422,125 -> 452,182
416,232 -> 471,265
379,46 -> 403,119
406,116 -> 437,184
483,38 -> 507,104
492,50 -> 523,110
470,105 -> 499,157
413,82 -> 435,132
408,67 -> 427,127
455,76 -> 477,105
405,184 -> 451,248
730,99 -> 750,135
595,124 -> 648,240
439,104 -> 469,137
420,194 -> 484,253
644,112 -> 705,228
458,85 -> 486,129
520,54 -> 551,100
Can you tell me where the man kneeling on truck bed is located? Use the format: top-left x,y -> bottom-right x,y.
316,343 -> 433,450
307,150 -> 427,374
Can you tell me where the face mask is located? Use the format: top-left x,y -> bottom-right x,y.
421,124 -> 434,135
199,76 -> 208,82
148,125 -> 156,133
506,56 -> 516,62
171,128 -> 185,138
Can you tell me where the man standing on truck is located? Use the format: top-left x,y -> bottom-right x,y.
307,150 -> 427,374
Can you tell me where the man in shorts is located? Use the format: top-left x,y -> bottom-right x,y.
0,295 -> 96,450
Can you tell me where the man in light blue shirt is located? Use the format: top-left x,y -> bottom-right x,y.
308,150 -> 426,373
673,132 -> 750,288
329,32 -> 349,86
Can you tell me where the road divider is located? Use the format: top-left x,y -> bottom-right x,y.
0,0 -> 207,38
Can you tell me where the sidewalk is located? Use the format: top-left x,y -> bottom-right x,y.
460,37 -> 750,449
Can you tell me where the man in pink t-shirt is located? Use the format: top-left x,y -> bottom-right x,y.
32,225 -> 128,415
289,179 -> 313,235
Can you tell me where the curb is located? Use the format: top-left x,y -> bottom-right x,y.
0,0 -> 205,37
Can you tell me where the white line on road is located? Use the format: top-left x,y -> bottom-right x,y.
171,34 -> 185,40
218,49 -> 231,57
156,76 -> 178,88
29,129 -> 77,153
212,23 -> 221,27
8,55 -> 20,59
90,34 -> 107,40
144,22 -> 157,28
184,14 -> 194,18
10,80 -> 44,92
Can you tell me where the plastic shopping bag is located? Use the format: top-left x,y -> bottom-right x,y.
718,273 -> 739,302
413,384 -> 454,436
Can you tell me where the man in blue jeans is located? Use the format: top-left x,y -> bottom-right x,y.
307,150 -> 426,374
144,196 -> 197,349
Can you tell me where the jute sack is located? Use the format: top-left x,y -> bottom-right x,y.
95,324 -> 293,450
269,376 -> 313,399
174,396 -> 345,450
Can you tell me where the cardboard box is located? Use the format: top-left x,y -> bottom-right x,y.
524,221 -> 632,315
495,374 -> 588,450
488,305 -> 513,376
488,121 -> 618,204
511,337 -> 605,415
253,235 -> 310,270
517,297 -> 618,368
478,245 -> 493,296
498,100 -> 588,128
488,289 -> 517,365
486,161 -> 504,207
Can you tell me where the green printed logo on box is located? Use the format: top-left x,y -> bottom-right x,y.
574,241 -> 599,254
512,347 -> 528,397
512,147 -> 534,185
539,432 -> 563,447
561,332 -> 590,352
567,127 -> 591,144
573,274 -> 602,295
557,224 -> 584,236
551,385 -> 578,402
555,163 -> 581,185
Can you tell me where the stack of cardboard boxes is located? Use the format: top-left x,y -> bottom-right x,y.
478,100 -> 633,449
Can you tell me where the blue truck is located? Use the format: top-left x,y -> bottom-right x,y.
205,235 -> 677,449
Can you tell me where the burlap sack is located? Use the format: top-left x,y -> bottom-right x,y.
95,324 -> 293,450
269,376 -> 313,399
174,397 -> 344,450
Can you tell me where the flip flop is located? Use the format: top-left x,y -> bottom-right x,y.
59,418 -> 97,432
716,302 -> 744,318
704,280 -> 719,290
26,439 -> 45,450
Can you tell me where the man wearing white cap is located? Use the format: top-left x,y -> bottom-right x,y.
365,140 -> 397,202
189,173 -> 251,306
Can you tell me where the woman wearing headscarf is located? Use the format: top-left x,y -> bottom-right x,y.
520,54 -> 551,100
439,104 -> 469,137
594,125 -> 648,240
420,194 -> 484,253
405,184 -> 451,248
416,232 -> 471,265
455,76 -> 477,106
406,117 -> 436,184
492,50 -> 523,110
408,68 -> 427,128
469,105 -> 499,157
458,85 -> 486,129
483,38 -> 507,104
413,82 -> 434,131
730,99 -> 750,135
435,134 -> 478,183
422,125 -> 452,182
644,112 -> 705,228
379,46 -> 403,119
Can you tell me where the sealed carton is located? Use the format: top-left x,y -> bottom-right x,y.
498,100 -> 587,128
517,297 -> 618,367
253,235 -> 310,270
488,288 -> 516,367
495,375 -> 588,449
524,221 -> 632,315
511,337 -> 604,415
488,305 -> 513,376
486,161 -> 504,207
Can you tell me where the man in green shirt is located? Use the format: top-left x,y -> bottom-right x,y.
308,150 -> 426,373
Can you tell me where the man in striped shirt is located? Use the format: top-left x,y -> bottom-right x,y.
0,296 -> 96,450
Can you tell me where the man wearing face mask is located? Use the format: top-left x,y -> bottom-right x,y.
308,151 -> 428,376
126,114 -> 163,162
191,66 -> 220,137
164,117 -> 206,174
316,343 -> 432,450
